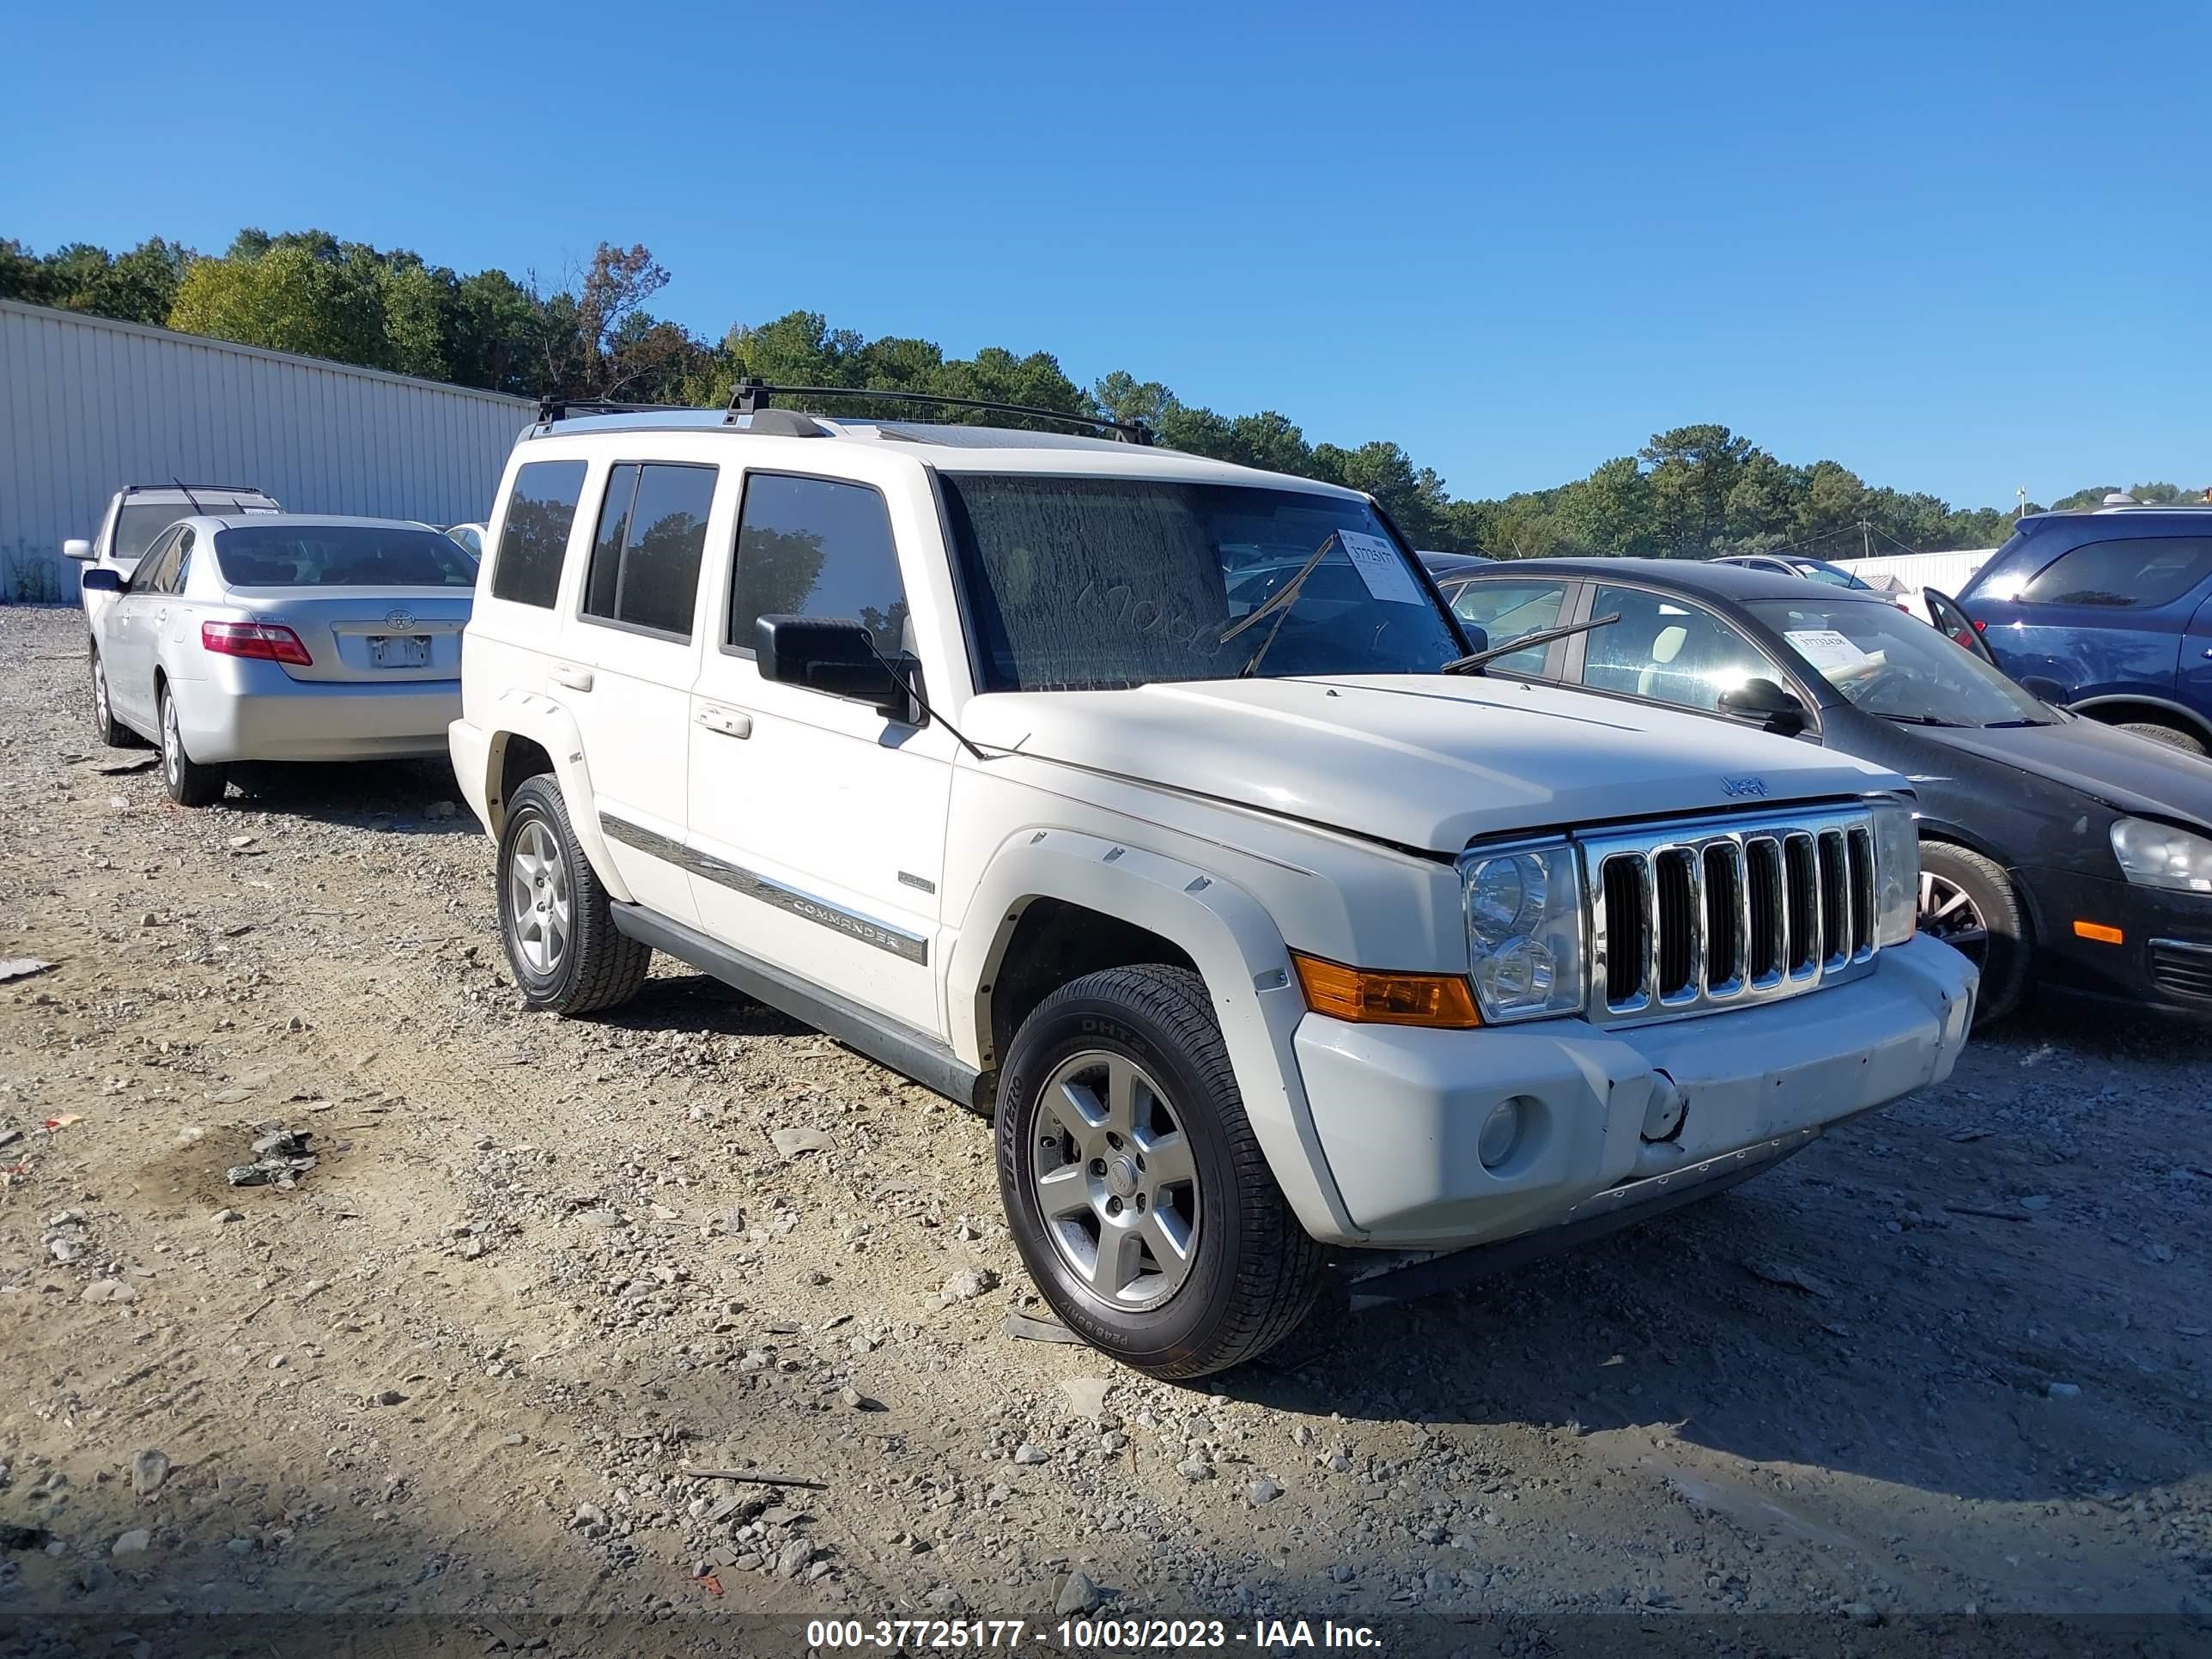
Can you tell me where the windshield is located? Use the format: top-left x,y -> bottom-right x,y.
112,505 -> 189,563
213,525 -> 478,588
1748,598 -> 2052,726
939,475 -> 1464,690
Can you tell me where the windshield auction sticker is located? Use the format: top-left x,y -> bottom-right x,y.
1785,627 -> 1879,676
1336,530 -> 1427,605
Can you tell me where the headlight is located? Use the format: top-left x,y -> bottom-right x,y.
1870,796 -> 1919,945
2111,817 -> 2212,894
1457,839 -> 1585,1021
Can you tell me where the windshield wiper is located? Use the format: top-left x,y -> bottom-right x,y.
1981,717 -> 2055,728
1443,612 -> 1620,675
1875,713 -> 1962,727
1222,531 -> 1339,678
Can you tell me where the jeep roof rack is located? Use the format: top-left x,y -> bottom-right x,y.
121,482 -> 267,495
727,379 -> 1153,446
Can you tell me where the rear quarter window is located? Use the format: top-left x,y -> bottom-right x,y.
490,459 -> 588,609
2014,537 -> 2212,609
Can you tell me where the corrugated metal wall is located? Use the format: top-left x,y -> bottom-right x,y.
0,298 -> 533,603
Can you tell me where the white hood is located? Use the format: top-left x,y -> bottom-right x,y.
963,675 -> 1901,854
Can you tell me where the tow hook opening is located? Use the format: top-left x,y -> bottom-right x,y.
1641,1068 -> 1687,1144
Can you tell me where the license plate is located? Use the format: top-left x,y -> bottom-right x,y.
368,635 -> 430,668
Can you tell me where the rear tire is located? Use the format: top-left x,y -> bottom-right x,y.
995,964 -> 1325,1379
158,684 -> 227,806
89,646 -> 137,748
495,774 -> 651,1015
1918,842 -> 2030,1024
2116,720 -> 2208,757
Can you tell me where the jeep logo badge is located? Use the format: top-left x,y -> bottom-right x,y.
1720,775 -> 1769,799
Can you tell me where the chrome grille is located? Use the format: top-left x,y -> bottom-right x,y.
1585,805 -> 1880,1025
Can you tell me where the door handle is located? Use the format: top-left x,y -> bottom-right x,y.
550,664 -> 594,692
696,706 -> 753,739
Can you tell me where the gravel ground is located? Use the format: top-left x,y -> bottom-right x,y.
1,603 -> 2209,1657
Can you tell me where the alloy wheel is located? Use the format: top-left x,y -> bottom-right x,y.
1918,870 -> 1987,963
93,659 -> 111,732
161,696 -> 181,787
1031,1050 -> 1200,1311
507,819 -> 572,975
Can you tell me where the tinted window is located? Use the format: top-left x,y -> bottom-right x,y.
580,463 -> 715,639
730,474 -> 909,658
939,475 -> 1463,691
168,527 -> 197,594
490,460 -> 587,608
1580,585 -> 1787,713
1445,580 -> 1565,678
212,525 -> 478,587
131,528 -> 183,593
2018,537 -> 2212,609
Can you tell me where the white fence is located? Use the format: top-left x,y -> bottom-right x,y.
1830,548 -> 1998,595
1,298 -> 533,603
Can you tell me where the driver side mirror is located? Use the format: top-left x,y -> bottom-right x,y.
755,615 -> 908,720
63,538 -> 94,562
1718,676 -> 1808,736
79,568 -> 124,593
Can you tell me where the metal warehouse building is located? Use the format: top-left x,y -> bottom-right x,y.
0,297 -> 532,603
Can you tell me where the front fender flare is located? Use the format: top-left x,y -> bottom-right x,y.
950,828 -> 1361,1245
480,690 -> 635,906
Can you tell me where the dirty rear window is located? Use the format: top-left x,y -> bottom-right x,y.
936,475 -> 1463,691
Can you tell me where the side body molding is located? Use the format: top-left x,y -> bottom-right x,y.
948,829 -> 1362,1244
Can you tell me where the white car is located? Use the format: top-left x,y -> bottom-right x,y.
65,483 -> 283,633
443,522 -> 488,559
447,389 -> 1976,1377
83,514 -> 477,805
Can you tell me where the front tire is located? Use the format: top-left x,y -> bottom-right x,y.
995,964 -> 1325,1379
1918,842 -> 2030,1024
495,775 -> 651,1015
2116,720 -> 2208,757
158,684 -> 227,806
89,647 -> 137,748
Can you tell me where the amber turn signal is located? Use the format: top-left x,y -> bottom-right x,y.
1291,953 -> 1483,1028
2072,920 -> 2124,945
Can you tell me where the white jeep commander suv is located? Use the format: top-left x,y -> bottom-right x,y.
449,386 -> 1975,1377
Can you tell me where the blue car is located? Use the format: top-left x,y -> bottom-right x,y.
1954,507 -> 2212,757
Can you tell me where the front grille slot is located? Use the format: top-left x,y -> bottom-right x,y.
1846,827 -> 1875,957
1784,832 -> 1818,975
1746,836 -> 1784,984
2149,940 -> 2212,1001
1654,848 -> 1698,1001
1579,804 -> 1882,1026
1702,842 -> 1743,990
1601,854 -> 1649,1006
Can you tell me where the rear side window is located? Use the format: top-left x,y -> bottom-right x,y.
727,474 -> 908,658
2018,537 -> 2212,609
580,463 -> 717,640
490,459 -> 587,608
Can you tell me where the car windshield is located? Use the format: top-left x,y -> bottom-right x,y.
112,505 -> 190,563
1748,598 -> 2053,726
213,525 -> 478,588
938,475 -> 1465,690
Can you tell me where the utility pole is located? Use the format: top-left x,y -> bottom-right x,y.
1862,520 -> 1870,561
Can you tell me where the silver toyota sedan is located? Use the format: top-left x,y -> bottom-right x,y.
82,515 -> 477,805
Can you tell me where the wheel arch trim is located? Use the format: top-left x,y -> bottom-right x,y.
951,828 -> 1360,1243
480,690 -> 635,906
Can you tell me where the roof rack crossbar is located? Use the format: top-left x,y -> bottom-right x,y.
122,482 -> 266,495
535,396 -> 703,425
727,380 -> 1153,446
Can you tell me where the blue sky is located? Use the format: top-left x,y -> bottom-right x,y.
5,0 -> 2205,510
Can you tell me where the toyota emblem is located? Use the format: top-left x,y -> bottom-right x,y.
385,609 -> 416,632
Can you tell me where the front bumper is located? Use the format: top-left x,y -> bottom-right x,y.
2019,865 -> 2212,1016
1293,932 -> 1976,1249
176,661 -> 459,763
